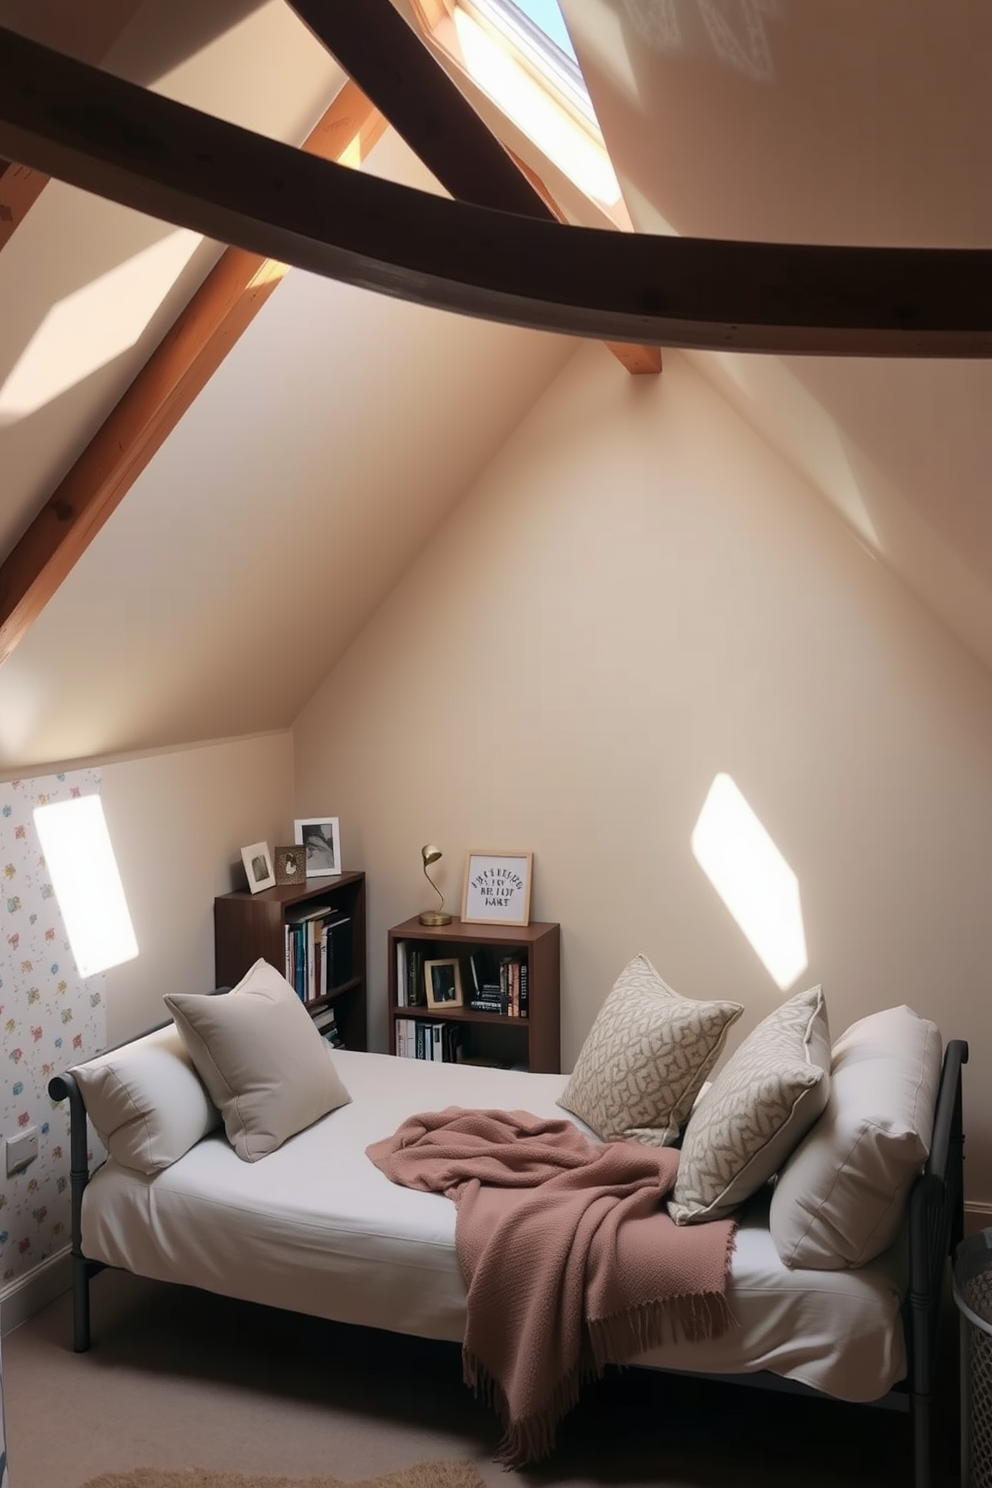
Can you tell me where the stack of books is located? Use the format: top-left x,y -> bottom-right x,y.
312,1004 -> 344,1048
394,1018 -> 462,1062
468,950 -> 528,1018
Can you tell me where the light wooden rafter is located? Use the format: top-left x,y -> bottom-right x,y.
0,0 -> 144,252
0,80 -> 386,668
287,0 -> 660,375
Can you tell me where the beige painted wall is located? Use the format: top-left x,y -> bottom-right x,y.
294,343 -> 992,1201
101,731 -> 294,1040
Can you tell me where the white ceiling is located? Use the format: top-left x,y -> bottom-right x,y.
0,0 -> 990,768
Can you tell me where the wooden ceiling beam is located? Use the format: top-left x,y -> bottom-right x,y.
0,79 -> 386,668
287,0 -> 660,375
0,32 -> 987,356
0,0 -> 143,252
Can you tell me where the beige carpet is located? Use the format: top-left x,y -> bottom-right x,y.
79,1466 -> 485,1488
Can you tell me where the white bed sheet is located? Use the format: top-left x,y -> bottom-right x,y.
81,1048 -> 907,1402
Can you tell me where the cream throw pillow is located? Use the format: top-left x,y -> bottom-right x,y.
556,954 -> 743,1146
72,1023 -> 220,1174
669,984 -> 831,1225
769,1005 -> 941,1268
165,958 -> 351,1162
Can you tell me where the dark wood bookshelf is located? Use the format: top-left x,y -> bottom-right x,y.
387,914 -> 560,1073
214,870 -> 367,1052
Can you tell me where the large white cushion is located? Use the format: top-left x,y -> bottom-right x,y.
769,1004 -> 941,1269
72,1023 -> 219,1174
669,985 -> 831,1225
165,958 -> 351,1163
556,954 -> 743,1146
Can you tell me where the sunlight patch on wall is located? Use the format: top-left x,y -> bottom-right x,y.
33,795 -> 138,977
453,5 -> 623,211
691,772 -> 807,990
0,229 -> 203,423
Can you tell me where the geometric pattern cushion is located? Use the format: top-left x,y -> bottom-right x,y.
668,984 -> 831,1225
556,954 -> 743,1147
165,958 -> 351,1163
769,1004 -> 942,1268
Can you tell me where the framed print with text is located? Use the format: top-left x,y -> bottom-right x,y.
461,850 -> 532,926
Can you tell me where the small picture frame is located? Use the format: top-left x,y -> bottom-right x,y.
294,817 -> 342,878
424,957 -> 464,1009
274,844 -> 306,886
241,841 -> 275,894
462,850 -> 533,926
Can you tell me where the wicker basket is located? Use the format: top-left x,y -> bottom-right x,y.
955,1230 -> 992,1486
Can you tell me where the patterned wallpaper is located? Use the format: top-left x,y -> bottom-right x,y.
0,771 -> 107,1290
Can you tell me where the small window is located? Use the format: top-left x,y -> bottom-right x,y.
33,795 -> 138,977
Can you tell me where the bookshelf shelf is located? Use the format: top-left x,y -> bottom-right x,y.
387,914 -> 560,1073
214,871 -> 367,1051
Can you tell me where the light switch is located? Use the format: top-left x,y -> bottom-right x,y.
6,1126 -> 38,1176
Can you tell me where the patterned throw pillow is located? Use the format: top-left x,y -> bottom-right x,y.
668,984 -> 831,1225
556,954 -> 743,1147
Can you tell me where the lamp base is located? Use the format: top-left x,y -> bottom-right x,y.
418,910 -> 452,926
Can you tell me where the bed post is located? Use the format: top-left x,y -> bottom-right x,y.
47,1070 -> 104,1352
906,1038 -> 968,1488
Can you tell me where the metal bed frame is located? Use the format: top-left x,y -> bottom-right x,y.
49,1033 -> 968,1488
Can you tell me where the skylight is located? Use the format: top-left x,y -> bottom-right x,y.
511,0 -> 577,62
445,0 -> 623,215
464,0 -> 595,128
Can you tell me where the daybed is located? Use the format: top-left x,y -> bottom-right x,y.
48,963 -> 966,1488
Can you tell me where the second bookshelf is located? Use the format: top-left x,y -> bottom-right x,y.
387,915 -> 560,1074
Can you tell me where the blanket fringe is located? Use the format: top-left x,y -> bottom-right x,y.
463,1348 -> 594,1470
587,1291 -> 736,1372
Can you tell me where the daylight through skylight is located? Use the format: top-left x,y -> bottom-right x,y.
452,0 -> 622,212
465,0 -> 594,125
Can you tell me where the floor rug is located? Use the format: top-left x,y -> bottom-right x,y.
79,1465 -> 486,1488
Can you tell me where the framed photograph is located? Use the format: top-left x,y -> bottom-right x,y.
241,841 -> 275,894
424,957 -> 464,1009
273,844 -> 306,886
294,817 -> 342,878
461,850 -> 533,926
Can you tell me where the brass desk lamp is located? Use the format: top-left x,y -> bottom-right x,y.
419,844 -> 452,926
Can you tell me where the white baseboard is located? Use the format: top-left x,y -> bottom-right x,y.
965,1203 -> 992,1239
0,1247 -> 71,1336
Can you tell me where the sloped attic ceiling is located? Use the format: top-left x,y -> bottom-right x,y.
557,0 -> 992,671
0,0 -> 990,770
0,0 -> 576,769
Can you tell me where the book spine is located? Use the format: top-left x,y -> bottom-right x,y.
519,960 -> 528,1018
396,941 -> 408,1006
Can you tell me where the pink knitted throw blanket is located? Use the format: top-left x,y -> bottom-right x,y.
366,1106 -> 737,1467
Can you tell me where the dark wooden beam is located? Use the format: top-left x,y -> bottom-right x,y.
288,0 -> 555,219
0,81 -> 387,668
289,1 -> 660,374
0,0 -> 143,251
0,27 -> 989,358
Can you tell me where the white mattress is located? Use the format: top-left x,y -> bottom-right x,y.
81,1048 -> 908,1402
